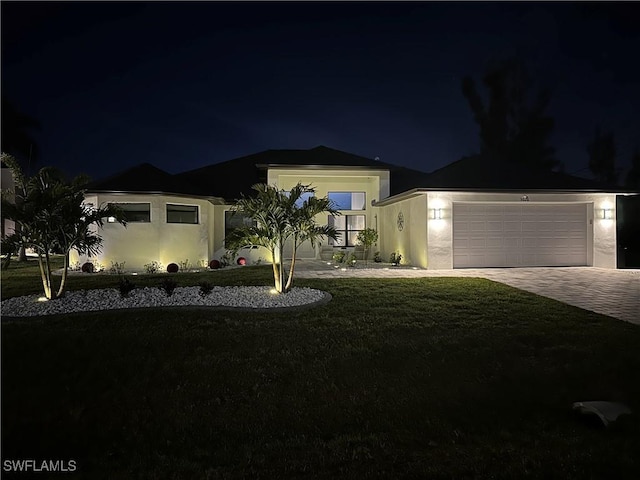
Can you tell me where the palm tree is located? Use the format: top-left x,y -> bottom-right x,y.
225,182 -> 339,294
284,183 -> 339,291
1,154 -> 126,299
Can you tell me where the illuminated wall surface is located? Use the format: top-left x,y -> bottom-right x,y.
71,194 -> 212,271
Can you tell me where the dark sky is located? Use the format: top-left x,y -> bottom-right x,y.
2,1 -> 639,182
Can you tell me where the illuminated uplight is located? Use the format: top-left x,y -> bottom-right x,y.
37,296 -> 49,302
412,267 -> 418,270
340,268 -> 347,271
269,288 -> 278,294
107,216 -> 116,223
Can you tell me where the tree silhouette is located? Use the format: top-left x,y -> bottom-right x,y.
626,149 -> 640,190
587,127 -> 617,185
462,58 -> 557,170
1,96 -> 40,174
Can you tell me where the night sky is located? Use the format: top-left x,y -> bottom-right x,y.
2,1 -> 639,182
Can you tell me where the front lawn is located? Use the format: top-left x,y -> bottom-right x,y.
2,261 -> 639,479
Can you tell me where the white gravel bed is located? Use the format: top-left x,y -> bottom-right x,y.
1,286 -> 329,317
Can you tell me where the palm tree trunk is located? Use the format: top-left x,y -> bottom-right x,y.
37,252 -> 52,299
56,252 -> 70,298
277,242 -> 285,293
272,260 -> 281,292
285,235 -> 299,292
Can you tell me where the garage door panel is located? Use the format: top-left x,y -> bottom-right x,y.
504,221 -> 521,232
470,221 -> 487,232
452,203 -> 588,268
486,237 -> 504,248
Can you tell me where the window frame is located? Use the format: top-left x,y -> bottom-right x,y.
107,202 -> 151,223
328,214 -> 366,247
327,191 -> 366,211
166,203 -> 199,225
224,210 -> 257,246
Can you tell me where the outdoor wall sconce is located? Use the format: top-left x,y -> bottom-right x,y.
601,208 -> 614,220
430,208 -> 443,220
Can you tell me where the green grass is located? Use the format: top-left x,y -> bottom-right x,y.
2,259 -> 640,479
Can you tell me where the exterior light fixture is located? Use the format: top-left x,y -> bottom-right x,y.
602,208 -> 614,220
521,195 -> 530,202
107,216 -> 116,223
430,208 -> 443,220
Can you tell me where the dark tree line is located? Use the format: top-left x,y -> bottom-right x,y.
461,59 -> 639,189
461,58 -> 558,171
587,126 -> 640,189
1,96 -> 40,174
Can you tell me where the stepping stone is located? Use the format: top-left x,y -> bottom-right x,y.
572,401 -> 632,427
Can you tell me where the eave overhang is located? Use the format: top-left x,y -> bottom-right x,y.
85,189 -> 227,205
373,188 -> 638,207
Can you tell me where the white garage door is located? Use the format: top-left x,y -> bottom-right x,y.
453,203 -> 588,268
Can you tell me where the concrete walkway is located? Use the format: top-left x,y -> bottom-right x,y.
294,260 -> 640,325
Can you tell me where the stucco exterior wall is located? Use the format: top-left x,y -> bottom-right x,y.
71,193 -> 214,271
377,194 -> 427,267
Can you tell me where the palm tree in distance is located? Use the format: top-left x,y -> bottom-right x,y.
1,96 -> 40,175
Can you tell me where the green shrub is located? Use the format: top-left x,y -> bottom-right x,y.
109,261 -> 126,275
332,251 -> 346,263
198,281 -> 214,297
390,252 -> 403,265
158,278 -> 178,297
374,251 -> 382,263
348,252 -> 357,267
144,261 -> 163,274
118,277 -> 136,298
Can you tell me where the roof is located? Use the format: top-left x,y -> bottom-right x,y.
175,145 -> 433,200
88,147 -> 627,202
419,155 -> 623,191
86,163 -> 209,197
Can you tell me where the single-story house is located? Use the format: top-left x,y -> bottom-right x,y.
69,145 -> 636,270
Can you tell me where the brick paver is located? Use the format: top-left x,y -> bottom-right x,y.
295,261 -> 640,325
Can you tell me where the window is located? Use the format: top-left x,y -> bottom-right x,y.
108,203 -> 150,223
295,191 -> 314,208
328,192 -> 366,210
167,204 -> 198,224
283,190 -> 315,208
328,215 -> 365,247
225,210 -> 256,242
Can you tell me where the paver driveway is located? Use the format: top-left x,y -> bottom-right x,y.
296,261 -> 640,325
